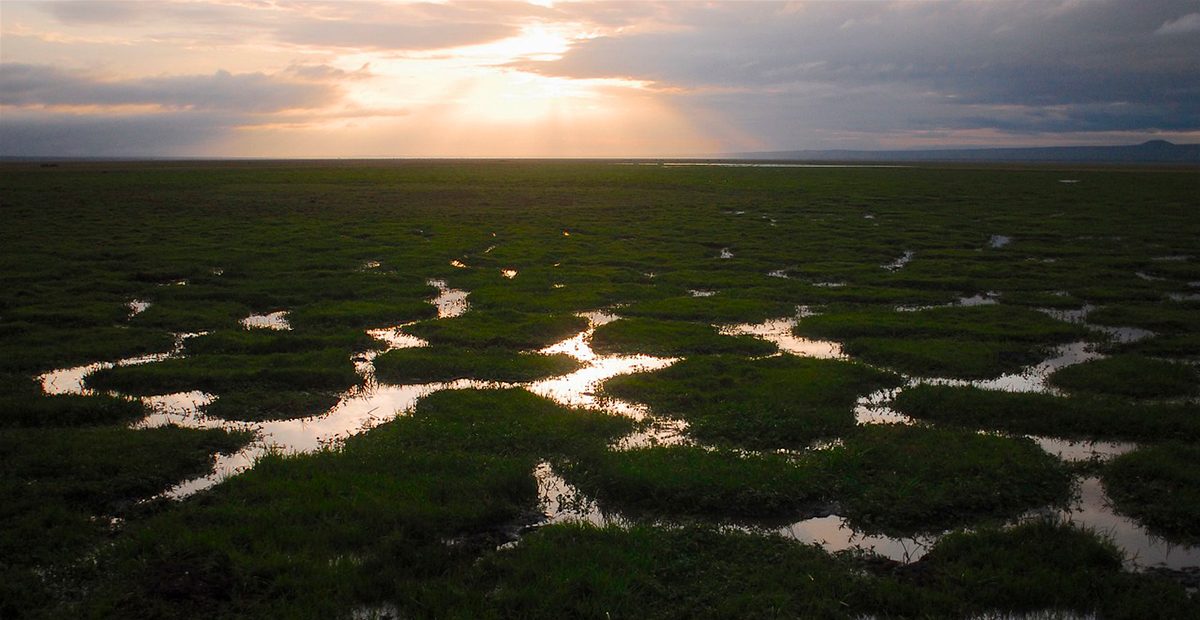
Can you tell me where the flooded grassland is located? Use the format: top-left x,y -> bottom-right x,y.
2,161 -> 1199,619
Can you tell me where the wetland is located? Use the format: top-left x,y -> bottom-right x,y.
2,160 -> 1198,619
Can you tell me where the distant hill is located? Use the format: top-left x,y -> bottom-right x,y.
726,140 -> 1200,163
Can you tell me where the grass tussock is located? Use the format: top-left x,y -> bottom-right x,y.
1048,354 -> 1200,399
373,346 -> 582,384
1104,443 -> 1200,544
893,384 -> 1200,442
590,317 -> 777,357
604,354 -> 900,449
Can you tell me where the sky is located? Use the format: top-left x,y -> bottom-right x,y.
1,0 -> 1198,158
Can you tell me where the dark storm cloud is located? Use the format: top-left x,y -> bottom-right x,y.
0,64 -> 340,112
0,109 -> 238,157
516,0 -> 1200,139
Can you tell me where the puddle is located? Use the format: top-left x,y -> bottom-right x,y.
688,289 -> 716,297
853,388 -> 911,425
864,214 -> 876,219
483,245 -> 497,254
1167,292 -> 1200,302
362,260 -> 381,270
917,341 -> 1101,394
427,279 -> 469,318
241,311 -> 291,331
1047,477 -> 1200,570
883,250 -> 915,271
779,515 -> 937,563
719,317 -> 845,360
719,248 -> 734,259
450,260 -> 467,268
1136,271 -> 1166,282
813,281 -> 846,288
127,299 -> 151,317
39,332 -> 204,396
1040,305 -> 1153,344
897,292 -> 999,313
767,269 -> 789,278
611,418 -> 692,451
1058,179 -> 1081,184
501,269 -> 517,279
989,235 -> 1013,249
1031,436 -> 1136,462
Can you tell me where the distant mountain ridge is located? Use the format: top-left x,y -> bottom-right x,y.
726,140 -> 1200,163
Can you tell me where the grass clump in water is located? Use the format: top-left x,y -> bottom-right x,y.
200,389 -> 342,422
288,299 -> 437,329
1103,443 -> 1200,544
590,317 -> 777,357
184,328 -> 381,355
890,519 -> 1198,619
372,346 -> 582,384
893,384 -> 1200,442
402,310 -> 587,350
622,295 -> 796,323
604,354 -> 900,450
84,349 -> 361,395
823,425 -> 1073,536
795,305 -> 1088,379
558,445 -> 827,518
842,337 -> 1043,379
0,392 -> 149,427
1048,354 -> 1200,399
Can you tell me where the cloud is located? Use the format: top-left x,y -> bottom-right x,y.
511,0 -> 1200,143
1156,12 -> 1200,35
0,64 -> 341,112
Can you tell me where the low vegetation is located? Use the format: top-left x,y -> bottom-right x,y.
1104,443 -> 1200,544
372,346 -> 582,384
1048,354 -> 1200,399
590,317 -> 777,357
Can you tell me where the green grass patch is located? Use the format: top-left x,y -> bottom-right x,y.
184,328 -> 381,355
622,295 -> 795,323
463,523 -> 867,619
590,317 -> 777,357
1104,443 -> 1200,544
0,393 -> 148,427
1087,301 -> 1200,334
795,304 -> 1090,343
1107,333 -> 1200,359
129,300 -> 250,332
604,354 -> 900,449
843,337 -> 1046,379
84,349 -> 361,395
402,310 -> 588,350
1048,354 -> 1200,398
0,324 -> 175,373
823,425 -> 1073,535
200,389 -> 342,422
288,299 -> 437,329
373,346 -> 582,384
893,384 -> 1200,442
558,445 -> 827,518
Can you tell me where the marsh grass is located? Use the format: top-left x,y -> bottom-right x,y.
1104,444 -> 1200,544
794,305 -> 1088,378
590,317 -> 777,357
822,425 -> 1073,535
79,389 -> 632,619
200,389 -> 342,422
0,392 -> 148,427
894,384 -> 1200,442
402,310 -> 588,350
1048,354 -> 1200,398
3,162 -> 1199,618
372,346 -> 582,383
558,445 -> 828,518
0,425 -> 251,619
84,349 -> 362,395
603,354 -> 900,449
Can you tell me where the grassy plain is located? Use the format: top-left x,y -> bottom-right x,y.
2,160 -> 1198,618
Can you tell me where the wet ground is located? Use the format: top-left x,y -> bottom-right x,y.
35,274 -> 1200,573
